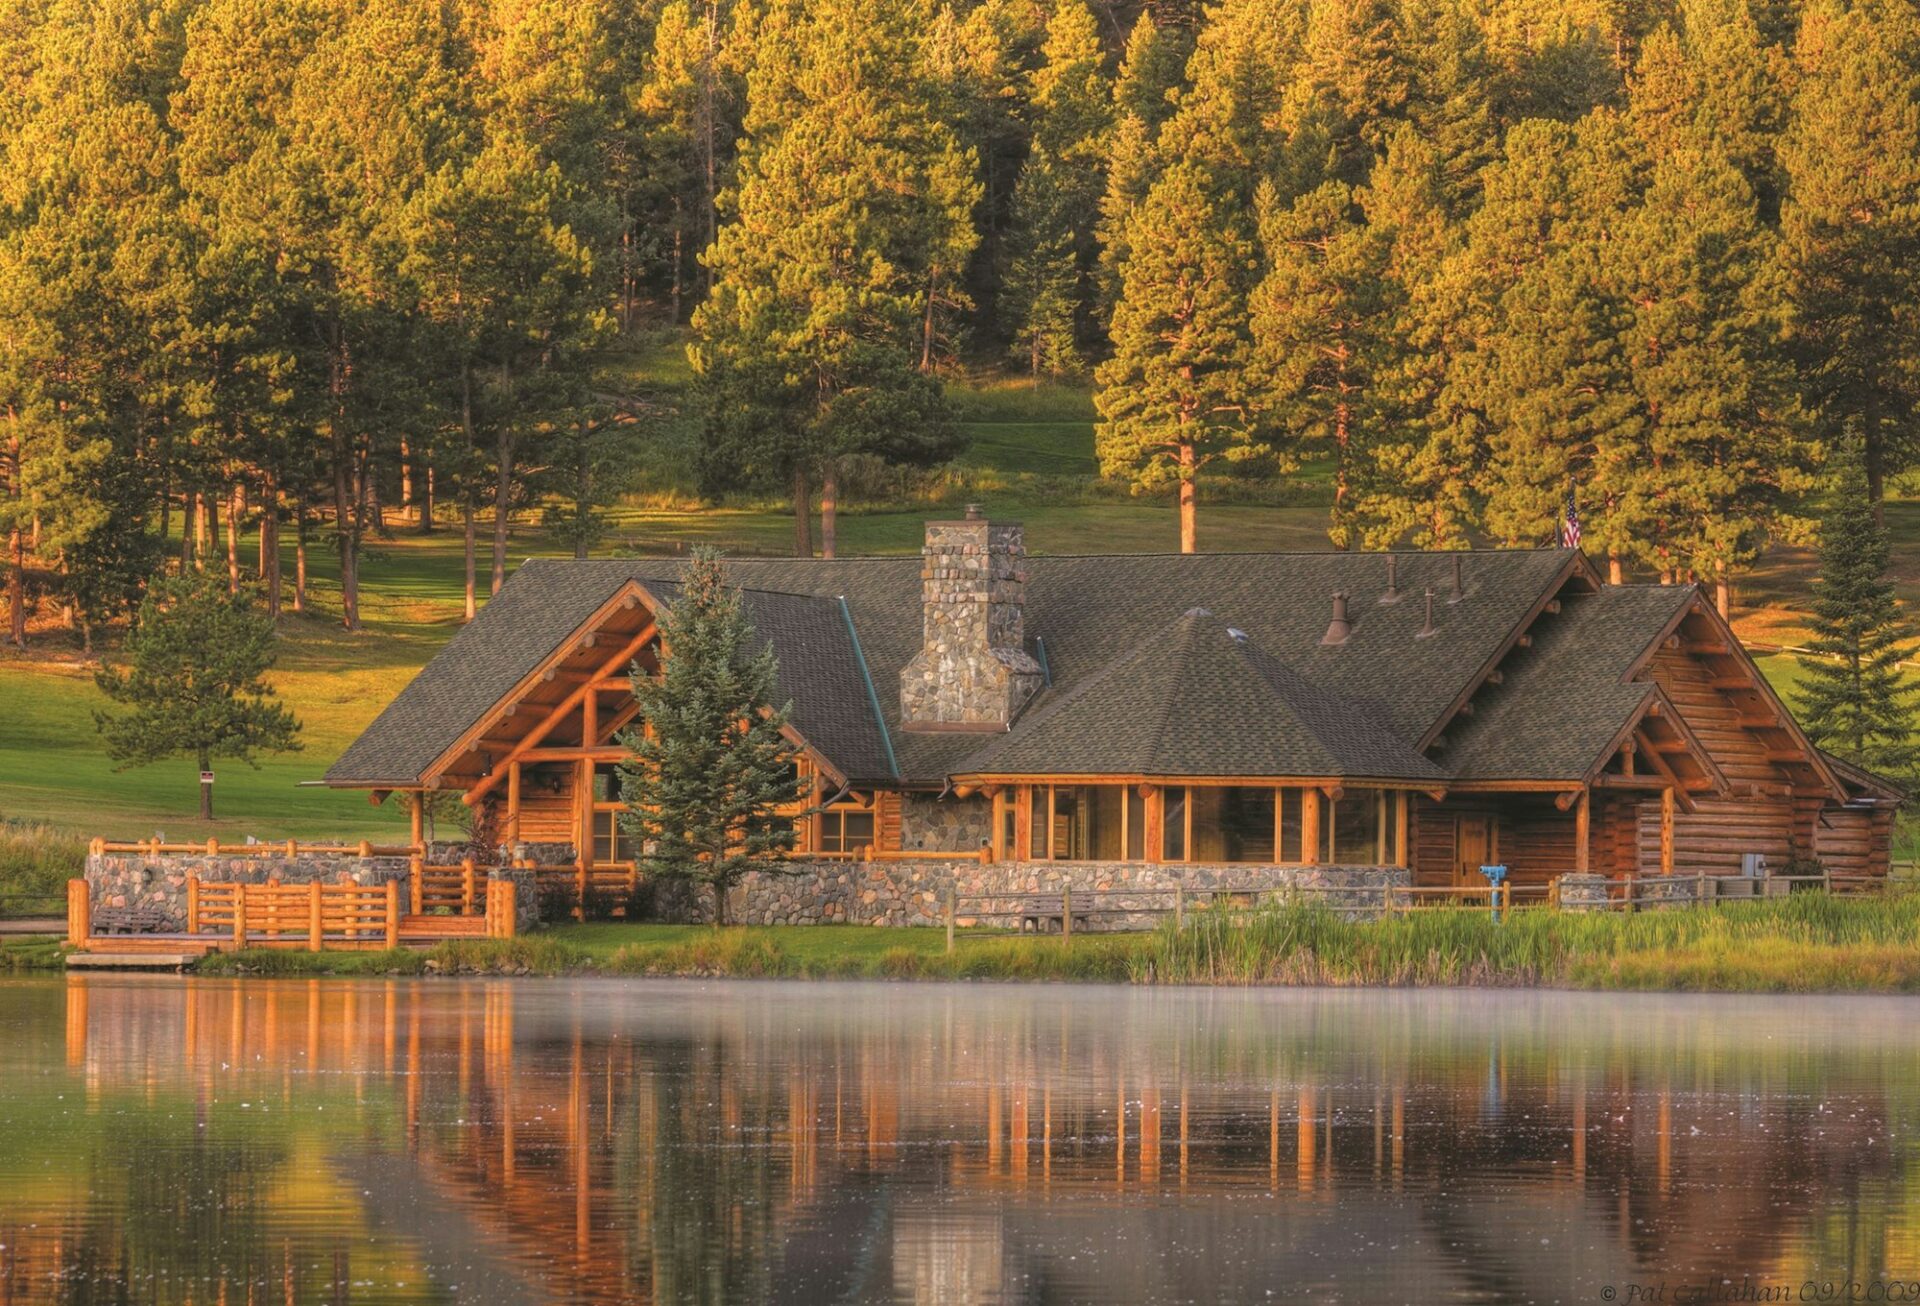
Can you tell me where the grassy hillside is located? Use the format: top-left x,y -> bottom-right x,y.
0,331 -> 1911,856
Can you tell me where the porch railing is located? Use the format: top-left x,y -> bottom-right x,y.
90,838 -> 422,860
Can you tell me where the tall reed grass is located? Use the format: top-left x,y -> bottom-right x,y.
0,821 -> 86,915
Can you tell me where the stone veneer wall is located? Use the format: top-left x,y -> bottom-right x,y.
86,851 -> 412,931
86,849 -> 545,934
898,792 -> 994,854
682,860 -> 1411,928
899,517 -> 1043,728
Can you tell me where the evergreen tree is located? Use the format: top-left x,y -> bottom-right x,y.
693,0 -> 972,557
616,550 -> 803,926
1780,0 -> 1920,521
1094,11 -> 1191,321
1796,432 -> 1920,785
94,573 -> 302,820
1003,1 -> 1111,374
1249,180 -> 1393,547
1095,162 -> 1263,553
1400,0 -> 1500,217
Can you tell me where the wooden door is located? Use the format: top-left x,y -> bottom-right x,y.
1454,816 -> 1495,886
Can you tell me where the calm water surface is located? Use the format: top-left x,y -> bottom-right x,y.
0,977 -> 1916,1304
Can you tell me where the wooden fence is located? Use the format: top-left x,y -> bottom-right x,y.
412,859 -> 482,915
190,879 -> 401,949
67,876 -> 519,952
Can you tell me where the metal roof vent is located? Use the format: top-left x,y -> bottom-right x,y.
1320,591 -> 1353,646
1379,554 -> 1402,604
1416,588 -> 1438,639
1227,627 -> 1248,643
1448,555 -> 1465,604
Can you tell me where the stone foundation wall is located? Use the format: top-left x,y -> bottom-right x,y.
898,793 -> 993,854
86,852 -> 411,932
665,860 -> 1411,928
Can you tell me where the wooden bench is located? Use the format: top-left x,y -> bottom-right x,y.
92,903 -> 174,935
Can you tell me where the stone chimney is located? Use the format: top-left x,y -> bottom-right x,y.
900,508 -> 1043,730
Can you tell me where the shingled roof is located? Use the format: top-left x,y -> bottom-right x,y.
956,610 -> 1446,783
1439,586 -> 1695,782
330,546 -> 1643,789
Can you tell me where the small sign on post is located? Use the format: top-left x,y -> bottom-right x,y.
200,771 -> 215,785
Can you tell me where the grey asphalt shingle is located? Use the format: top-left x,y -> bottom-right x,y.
955,610 -> 1446,782
1439,586 -> 1695,781
329,547 -> 1617,788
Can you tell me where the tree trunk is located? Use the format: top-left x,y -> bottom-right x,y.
1716,572 -> 1731,619
463,495 -> 478,622
792,463 -> 813,558
700,1 -> 719,297
711,878 -> 727,928
199,747 -> 213,821
492,429 -> 513,595
5,422 -> 23,648
820,459 -> 838,559
1864,405 -> 1887,527
180,490 -> 196,567
670,198 -> 684,325
1608,553 -> 1623,585
420,458 -> 434,533
293,493 -> 308,614
261,471 -> 281,620
225,483 -> 242,593
921,275 -> 937,372
328,321 -> 360,631
1178,442 -> 1197,555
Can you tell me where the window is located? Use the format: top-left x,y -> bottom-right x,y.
1280,789 -> 1303,863
1185,786 -> 1276,863
1027,785 -> 1135,860
593,809 -> 636,864
1162,787 -> 1188,861
819,808 -> 875,854
1330,790 -> 1384,864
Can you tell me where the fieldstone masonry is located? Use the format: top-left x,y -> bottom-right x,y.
686,860 -> 1411,928
86,850 -> 412,932
899,792 -> 994,854
899,513 -> 1043,729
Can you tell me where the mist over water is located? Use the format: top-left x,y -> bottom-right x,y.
0,977 -> 1915,1304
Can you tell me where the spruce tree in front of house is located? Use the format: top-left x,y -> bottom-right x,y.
93,574 -> 302,820
1796,434 -> 1920,786
617,550 -> 803,926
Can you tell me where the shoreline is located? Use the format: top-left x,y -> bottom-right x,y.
26,893 -> 1920,993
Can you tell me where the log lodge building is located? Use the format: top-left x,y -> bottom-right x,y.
326,512 -> 1901,906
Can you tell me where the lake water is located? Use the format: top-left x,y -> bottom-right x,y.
1,977 -> 1917,1304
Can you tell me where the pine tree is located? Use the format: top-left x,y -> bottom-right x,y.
1094,12 -> 1190,317
693,0 -> 972,557
616,550 -> 803,926
1003,1 -> 1111,374
1400,0 -> 1500,217
1095,162 -> 1263,554
1795,432 -> 1920,785
94,573 -> 302,820
1779,0 -> 1920,521
1249,180 -> 1393,547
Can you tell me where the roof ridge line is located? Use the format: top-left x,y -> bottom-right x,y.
838,595 -> 900,782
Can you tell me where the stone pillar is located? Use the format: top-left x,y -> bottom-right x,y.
1554,873 -> 1612,912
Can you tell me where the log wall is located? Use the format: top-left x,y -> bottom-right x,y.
1642,646 -> 1818,874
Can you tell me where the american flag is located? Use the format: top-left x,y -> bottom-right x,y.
1561,482 -> 1582,550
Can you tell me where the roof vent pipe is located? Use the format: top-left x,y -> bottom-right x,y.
1321,591 -> 1353,646
1448,555 -> 1465,604
1416,588 -> 1438,639
1380,554 -> 1402,604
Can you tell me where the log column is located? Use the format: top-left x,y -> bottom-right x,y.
1574,789 -> 1591,874
1301,791 -> 1321,864
1659,786 -> 1675,876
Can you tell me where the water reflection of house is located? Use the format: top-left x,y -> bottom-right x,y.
39,982 -> 1920,1304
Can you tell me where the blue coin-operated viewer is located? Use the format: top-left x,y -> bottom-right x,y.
1479,863 -> 1508,920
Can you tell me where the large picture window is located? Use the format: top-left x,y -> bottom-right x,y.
1330,790 -> 1387,864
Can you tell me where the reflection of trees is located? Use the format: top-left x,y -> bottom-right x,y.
643,1037 -> 779,1306
12,980 -> 1920,1303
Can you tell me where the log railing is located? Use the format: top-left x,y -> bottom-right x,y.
191,878 -> 401,949
411,858 -> 482,915
90,838 -> 421,860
